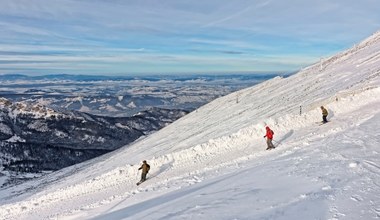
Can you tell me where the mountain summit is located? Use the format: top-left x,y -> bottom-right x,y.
0,31 -> 380,219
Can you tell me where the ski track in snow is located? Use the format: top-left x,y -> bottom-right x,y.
0,31 -> 380,220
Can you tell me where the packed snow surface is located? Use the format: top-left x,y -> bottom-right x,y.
0,31 -> 380,219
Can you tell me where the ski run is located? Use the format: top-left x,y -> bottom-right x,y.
0,31 -> 380,220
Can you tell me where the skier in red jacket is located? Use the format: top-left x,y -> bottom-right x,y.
264,126 -> 275,150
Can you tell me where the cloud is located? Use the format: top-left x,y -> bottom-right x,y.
202,0 -> 272,28
0,0 -> 379,75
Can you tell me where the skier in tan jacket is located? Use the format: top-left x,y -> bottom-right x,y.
137,160 -> 150,185
320,106 -> 328,123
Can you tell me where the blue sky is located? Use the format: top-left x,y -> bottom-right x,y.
0,0 -> 380,76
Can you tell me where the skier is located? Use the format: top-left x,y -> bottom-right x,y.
137,160 -> 150,185
320,106 -> 328,123
264,126 -> 275,150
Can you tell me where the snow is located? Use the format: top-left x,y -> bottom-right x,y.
0,123 -> 13,135
0,31 -> 380,220
115,102 -> 127,109
5,135 -> 26,143
55,130 -> 68,138
79,105 -> 91,113
127,101 -> 137,108
100,104 -> 118,112
117,96 -> 124,102
115,123 -> 130,129
82,135 -> 105,144
27,121 -> 49,132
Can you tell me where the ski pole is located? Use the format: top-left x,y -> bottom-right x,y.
272,139 -> 280,146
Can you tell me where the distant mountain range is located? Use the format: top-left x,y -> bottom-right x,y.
0,73 -> 286,81
0,73 -> 286,117
0,97 -> 187,187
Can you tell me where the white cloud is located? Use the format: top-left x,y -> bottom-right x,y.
0,0 -> 379,74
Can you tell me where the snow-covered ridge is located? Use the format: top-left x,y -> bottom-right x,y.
0,31 -> 380,219
0,98 -> 59,119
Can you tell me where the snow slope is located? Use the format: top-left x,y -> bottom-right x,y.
0,31 -> 380,219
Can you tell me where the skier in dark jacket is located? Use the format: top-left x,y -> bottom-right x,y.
264,126 -> 275,150
321,106 -> 328,123
137,160 -> 150,185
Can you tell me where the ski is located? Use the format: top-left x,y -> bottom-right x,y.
136,178 -> 148,186
316,121 -> 329,125
319,121 -> 329,126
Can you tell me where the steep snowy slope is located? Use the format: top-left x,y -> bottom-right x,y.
0,31 -> 379,219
